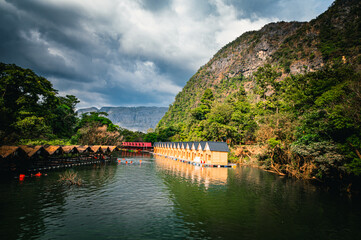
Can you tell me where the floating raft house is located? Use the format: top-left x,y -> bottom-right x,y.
153,141 -> 235,168
0,145 -> 120,175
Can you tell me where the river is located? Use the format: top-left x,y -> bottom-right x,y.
0,152 -> 360,239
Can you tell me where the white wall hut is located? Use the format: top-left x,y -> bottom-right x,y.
155,141 -> 229,165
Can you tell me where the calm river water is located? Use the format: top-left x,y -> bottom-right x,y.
1,152 -> 361,240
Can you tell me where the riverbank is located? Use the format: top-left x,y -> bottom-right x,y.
232,145 -> 361,193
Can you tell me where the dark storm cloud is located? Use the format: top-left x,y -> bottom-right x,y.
0,0 -> 98,81
0,0 -> 333,108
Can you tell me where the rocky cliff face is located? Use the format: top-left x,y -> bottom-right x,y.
209,21 -> 307,79
157,0 -> 361,129
77,106 -> 168,133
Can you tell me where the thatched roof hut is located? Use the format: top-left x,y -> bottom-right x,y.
100,146 -> 110,154
20,145 -> 49,158
0,146 -> 27,159
61,145 -> 79,154
108,146 -> 119,152
44,146 -> 64,155
76,145 -> 93,153
90,145 -> 102,153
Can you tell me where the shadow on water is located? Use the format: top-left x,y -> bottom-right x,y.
155,157 -> 361,240
0,162 -> 118,240
0,175 -> 66,240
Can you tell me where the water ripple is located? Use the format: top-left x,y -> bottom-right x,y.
1,156 -> 361,240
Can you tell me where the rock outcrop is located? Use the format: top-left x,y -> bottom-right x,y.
157,0 -> 361,129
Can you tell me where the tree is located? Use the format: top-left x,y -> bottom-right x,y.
0,63 -> 82,143
201,88 -> 215,108
77,112 -> 118,132
51,95 -> 79,138
144,132 -> 158,143
191,89 -> 215,121
191,104 -> 210,120
254,64 -> 281,101
72,112 -> 127,145
0,63 -> 59,143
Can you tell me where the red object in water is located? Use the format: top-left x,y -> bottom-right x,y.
125,161 -> 128,164
19,174 -> 25,181
34,172 -> 41,177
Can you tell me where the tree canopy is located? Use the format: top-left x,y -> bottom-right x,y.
0,62 -> 146,145
0,63 -> 78,143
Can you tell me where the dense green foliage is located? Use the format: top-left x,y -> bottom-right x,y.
157,61 -> 361,181
0,63 -> 145,145
77,112 -> 118,132
283,65 -> 361,179
155,0 -> 361,183
0,63 -> 78,143
317,0 -> 361,61
70,112 -> 145,145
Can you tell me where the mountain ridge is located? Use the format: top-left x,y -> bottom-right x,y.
157,0 -> 361,130
154,0 -> 361,182
77,106 -> 168,133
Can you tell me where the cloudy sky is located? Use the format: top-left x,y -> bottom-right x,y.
0,0 -> 333,109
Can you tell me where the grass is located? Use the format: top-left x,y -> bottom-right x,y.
59,170 -> 82,186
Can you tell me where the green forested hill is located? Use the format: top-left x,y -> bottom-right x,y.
156,0 -> 361,183
0,63 -> 145,145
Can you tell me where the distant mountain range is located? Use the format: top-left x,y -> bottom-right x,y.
77,106 -> 168,133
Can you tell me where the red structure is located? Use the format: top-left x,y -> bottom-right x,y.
121,142 -> 152,148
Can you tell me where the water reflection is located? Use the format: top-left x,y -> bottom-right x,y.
1,153 -> 361,240
84,162 -> 117,187
0,177 -> 66,240
155,155 -> 228,188
119,151 -> 152,158
0,162 -> 118,240
158,164 -> 361,240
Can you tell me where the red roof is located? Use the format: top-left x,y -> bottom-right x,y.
122,142 -> 152,147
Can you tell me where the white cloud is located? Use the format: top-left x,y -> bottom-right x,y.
39,0 -> 276,107
0,0 -> 333,108
106,0 -> 276,71
37,0 -> 273,72
109,61 -> 182,94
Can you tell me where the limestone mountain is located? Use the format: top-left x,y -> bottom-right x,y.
77,106 -> 168,133
157,0 -> 361,130
155,0 -> 361,181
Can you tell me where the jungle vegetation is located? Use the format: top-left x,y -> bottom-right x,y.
0,63 -> 145,146
154,0 -> 361,184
